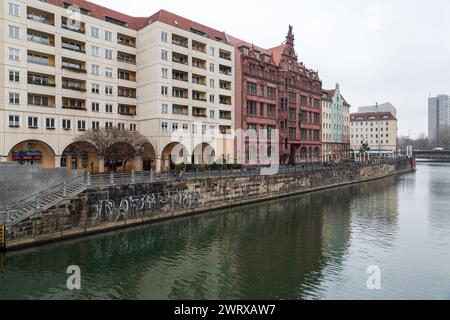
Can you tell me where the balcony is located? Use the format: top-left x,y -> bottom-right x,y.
192,57 -> 206,70
62,58 -> 87,73
27,7 -> 54,26
118,69 -> 136,82
172,105 -> 189,116
118,104 -> 137,116
192,40 -> 206,53
220,111 -> 232,120
27,29 -> 55,46
62,78 -> 86,92
219,95 -> 232,105
219,65 -> 232,76
192,90 -> 207,102
27,51 -> 55,67
61,17 -> 85,34
62,98 -> 86,111
27,73 -> 56,87
219,49 -> 232,61
117,33 -> 136,48
220,80 -> 232,90
220,125 -> 232,135
118,87 -> 136,99
172,87 -> 188,99
172,34 -> 188,48
172,70 -> 188,82
62,38 -> 86,53
172,52 -> 188,65
192,107 -> 207,118
192,74 -> 206,86
117,51 -> 136,65
28,94 -> 55,108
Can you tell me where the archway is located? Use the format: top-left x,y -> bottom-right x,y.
106,142 -> 136,172
192,143 -> 216,165
161,142 -> 189,171
8,140 -> 55,168
62,141 -> 99,173
142,142 -> 157,171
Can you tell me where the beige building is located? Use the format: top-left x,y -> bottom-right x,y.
0,1 -> 234,172
350,103 -> 398,155
321,84 -> 351,161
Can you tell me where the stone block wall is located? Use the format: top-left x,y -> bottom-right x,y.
5,159 -> 414,249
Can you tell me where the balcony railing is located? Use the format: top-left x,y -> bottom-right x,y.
62,65 -> 87,73
28,80 -> 56,87
27,14 -> 51,25
61,23 -> 85,34
62,105 -> 86,111
62,42 -> 85,53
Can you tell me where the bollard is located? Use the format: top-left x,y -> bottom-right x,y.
6,207 -> 11,225
86,172 -> 91,187
36,193 -> 41,210
63,181 -> 68,197
150,169 -> 153,181
110,172 -> 114,184
131,170 -> 135,183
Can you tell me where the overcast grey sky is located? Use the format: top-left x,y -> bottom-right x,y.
91,0 -> 450,138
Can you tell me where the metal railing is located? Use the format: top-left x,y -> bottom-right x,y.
0,157 -> 411,227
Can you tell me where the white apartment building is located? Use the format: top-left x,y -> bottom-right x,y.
350,103 -> 398,155
0,1 -> 234,172
428,94 -> 450,145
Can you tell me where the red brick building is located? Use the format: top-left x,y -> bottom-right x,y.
231,26 -> 323,165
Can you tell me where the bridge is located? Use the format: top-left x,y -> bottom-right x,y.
413,150 -> 450,161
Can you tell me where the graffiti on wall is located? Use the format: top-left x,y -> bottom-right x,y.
91,190 -> 207,222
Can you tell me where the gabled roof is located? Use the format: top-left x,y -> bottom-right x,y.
323,89 -> 351,106
267,45 -> 284,65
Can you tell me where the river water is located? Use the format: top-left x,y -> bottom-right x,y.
1,162 -> 450,300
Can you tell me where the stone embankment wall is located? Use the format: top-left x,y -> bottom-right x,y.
6,159 -> 415,250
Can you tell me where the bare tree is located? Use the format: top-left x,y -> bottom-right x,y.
76,128 -> 149,171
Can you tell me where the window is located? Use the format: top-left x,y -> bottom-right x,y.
268,87 -> 276,98
9,92 -> 20,104
91,83 -> 100,94
210,79 -> 215,88
247,82 -> 257,95
172,123 -> 179,132
91,64 -> 100,75
161,31 -> 168,43
161,68 -> 168,79
8,25 -> 20,39
161,103 -> 169,114
105,122 -> 113,130
130,123 -> 137,131
260,84 -> 265,96
77,120 -> 86,131
210,126 -> 215,134
105,86 -> 113,95
105,104 -> 113,113
9,115 -> 20,127
202,125 -> 207,134
91,27 -> 99,38
209,95 -> 215,103
62,119 -> 71,130
92,121 -> 100,130
247,100 -> 257,115
161,50 -> 168,61
105,49 -> 113,60
209,47 -> 215,56
260,103 -> 265,117
27,116 -> 38,128
118,123 -> 125,131
105,30 -> 113,41
46,118 -> 55,130
9,71 -> 19,82
8,3 -> 19,16
161,122 -> 168,132
192,124 -> 198,134
8,48 -> 20,61
210,110 -> 215,119
182,123 -> 189,132
91,46 -> 100,57
91,102 -> 99,112
161,86 -> 168,96
209,63 -> 215,72
105,67 -> 113,78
